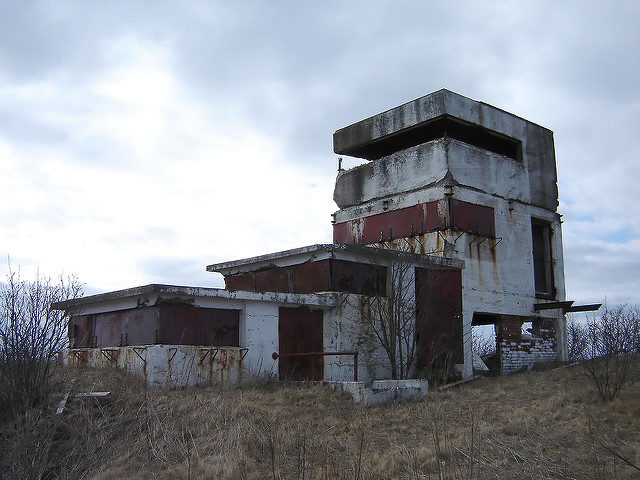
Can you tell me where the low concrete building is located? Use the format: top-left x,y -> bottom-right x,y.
56,245 -> 461,391
55,89 -> 586,394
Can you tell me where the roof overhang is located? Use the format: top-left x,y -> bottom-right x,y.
52,283 -> 343,313
206,244 -> 464,276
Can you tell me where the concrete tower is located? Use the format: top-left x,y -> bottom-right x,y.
332,89 -> 567,376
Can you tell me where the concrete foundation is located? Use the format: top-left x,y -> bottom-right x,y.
327,379 -> 429,405
63,345 -> 247,389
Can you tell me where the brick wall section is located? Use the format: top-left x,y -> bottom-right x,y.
499,319 -> 557,374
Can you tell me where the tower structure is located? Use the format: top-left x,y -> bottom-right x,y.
332,89 -> 567,375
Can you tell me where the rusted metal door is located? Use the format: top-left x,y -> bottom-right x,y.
415,268 -> 463,366
278,307 -> 324,381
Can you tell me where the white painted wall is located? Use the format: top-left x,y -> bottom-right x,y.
333,137 -> 567,376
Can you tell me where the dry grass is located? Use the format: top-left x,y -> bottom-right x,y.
2,364 -> 639,479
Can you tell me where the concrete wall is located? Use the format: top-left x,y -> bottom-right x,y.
332,121 -> 566,376
63,345 -> 245,389
324,293 -> 392,384
333,89 -> 558,211
499,319 -> 557,374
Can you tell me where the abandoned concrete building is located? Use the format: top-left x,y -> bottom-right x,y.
55,89 -> 589,397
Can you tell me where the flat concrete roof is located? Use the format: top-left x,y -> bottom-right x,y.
206,243 -> 463,276
334,89 -> 551,160
52,283 -> 343,311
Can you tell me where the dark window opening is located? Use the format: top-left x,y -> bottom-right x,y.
341,115 -> 523,161
532,219 -> 555,298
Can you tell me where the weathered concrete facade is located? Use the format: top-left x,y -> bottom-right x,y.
332,89 -> 567,377
56,245 -> 461,391
55,89 -> 573,395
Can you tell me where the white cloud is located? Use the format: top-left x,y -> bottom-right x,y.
0,1 -> 638,305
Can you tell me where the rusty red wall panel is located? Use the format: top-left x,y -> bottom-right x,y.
124,308 -> 159,346
89,306 -> 239,347
69,315 -> 92,347
291,260 -> 330,293
225,268 -> 291,293
92,308 -> 158,347
448,198 -> 495,237
225,273 -> 256,291
223,259 -> 386,295
333,200 -> 445,244
93,311 -> 125,347
498,318 -> 522,342
278,307 -> 324,381
334,199 -> 495,244
333,221 -> 349,244
329,260 -> 387,295
224,261 -> 332,294
159,306 -> 239,346
254,268 -> 290,293
415,268 -> 463,365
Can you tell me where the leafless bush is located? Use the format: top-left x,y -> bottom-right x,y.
360,259 -> 418,380
0,266 -> 82,423
580,305 -> 640,402
585,414 -> 640,475
566,317 -> 588,361
359,255 -> 461,385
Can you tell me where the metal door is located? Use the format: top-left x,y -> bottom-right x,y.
278,307 -> 324,381
415,268 -> 463,366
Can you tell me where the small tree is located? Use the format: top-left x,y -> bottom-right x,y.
0,266 -> 82,422
580,305 -> 639,402
360,259 -> 417,379
359,254 -> 460,383
566,318 -> 588,362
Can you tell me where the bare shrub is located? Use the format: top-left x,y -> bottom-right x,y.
580,305 -> 640,402
566,317 -> 588,361
360,259 -> 418,380
360,254 -> 461,385
586,414 -> 640,475
0,266 -> 83,423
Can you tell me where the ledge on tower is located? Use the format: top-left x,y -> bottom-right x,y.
333,89 -> 551,161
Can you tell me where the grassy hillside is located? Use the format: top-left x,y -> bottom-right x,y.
2,364 -> 639,480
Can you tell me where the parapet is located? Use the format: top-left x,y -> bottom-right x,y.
333,89 -> 558,211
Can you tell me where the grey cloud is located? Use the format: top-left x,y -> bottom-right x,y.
0,1 -> 638,303
0,107 -> 68,144
564,239 -> 640,305
137,255 -> 219,287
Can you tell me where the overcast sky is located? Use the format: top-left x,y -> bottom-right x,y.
0,1 -> 638,306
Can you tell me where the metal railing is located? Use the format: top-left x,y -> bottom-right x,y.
271,351 -> 359,381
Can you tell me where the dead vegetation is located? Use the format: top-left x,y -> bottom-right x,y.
2,362 -> 638,480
